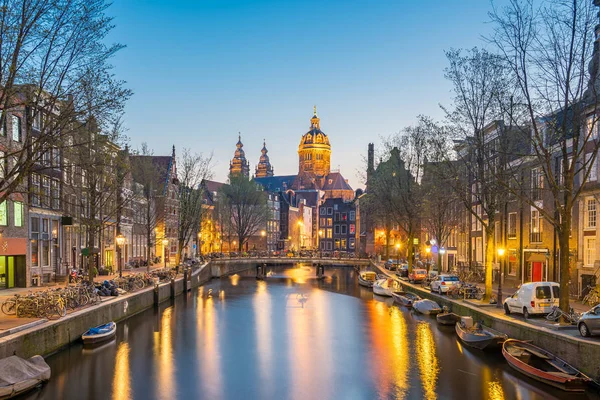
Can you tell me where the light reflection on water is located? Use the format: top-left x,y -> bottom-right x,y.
35,266 -> 597,400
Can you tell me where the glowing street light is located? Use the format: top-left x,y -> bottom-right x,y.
116,234 -> 125,278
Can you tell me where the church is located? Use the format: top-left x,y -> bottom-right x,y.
229,107 -> 355,201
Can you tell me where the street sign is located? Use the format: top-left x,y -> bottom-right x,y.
193,244 -> 197,249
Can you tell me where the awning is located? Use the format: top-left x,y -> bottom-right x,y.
526,253 -> 546,262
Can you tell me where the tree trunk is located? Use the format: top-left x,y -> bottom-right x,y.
407,234 -> 414,273
176,241 -> 184,265
484,226 -> 494,301
384,229 -> 390,260
558,227 -> 571,324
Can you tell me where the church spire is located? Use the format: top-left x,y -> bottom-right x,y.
255,138 -> 274,178
230,133 -> 249,177
310,105 -> 320,130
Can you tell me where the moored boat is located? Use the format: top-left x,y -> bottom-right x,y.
502,339 -> 593,392
0,355 -> 51,399
455,321 -> 508,350
391,291 -> 420,307
82,322 -> 117,345
437,312 -> 461,326
413,299 -> 442,315
373,278 -> 399,297
358,271 -> 378,288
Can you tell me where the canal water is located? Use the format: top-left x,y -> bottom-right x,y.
24,265 -> 599,400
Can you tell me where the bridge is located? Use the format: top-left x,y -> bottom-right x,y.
207,257 -> 370,278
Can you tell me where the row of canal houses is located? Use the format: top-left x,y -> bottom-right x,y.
0,88 -> 180,290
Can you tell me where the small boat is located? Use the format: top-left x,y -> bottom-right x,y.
502,339 -> 593,392
413,299 -> 442,315
391,291 -> 420,307
82,321 -> 117,345
358,271 -> 378,288
373,278 -> 399,297
437,312 -> 461,326
0,355 -> 51,399
455,321 -> 508,350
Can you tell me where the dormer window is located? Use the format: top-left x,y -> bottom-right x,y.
328,179 -> 333,184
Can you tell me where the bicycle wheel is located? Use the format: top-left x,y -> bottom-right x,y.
1,300 -> 16,315
546,308 -> 560,321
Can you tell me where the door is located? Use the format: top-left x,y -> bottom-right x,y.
15,256 -> 26,288
532,262 -> 543,282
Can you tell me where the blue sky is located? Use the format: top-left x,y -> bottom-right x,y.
107,0 -> 505,189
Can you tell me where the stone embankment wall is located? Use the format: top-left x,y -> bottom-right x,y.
0,263 -> 214,360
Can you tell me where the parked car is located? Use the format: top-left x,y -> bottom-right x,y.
430,275 -> 461,294
503,282 -> 560,319
408,268 -> 427,284
384,259 -> 401,271
578,304 -> 600,337
396,264 -> 409,278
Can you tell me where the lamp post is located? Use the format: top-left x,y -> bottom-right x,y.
116,234 -> 125,278
318,229 -> 324,258
439,247 -> 446,273
162,238 -> 169,268
261,230 -> 266,252
497,248 -> 505,307
425,246 -> 431,271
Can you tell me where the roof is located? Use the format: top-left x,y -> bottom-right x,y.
202,179 -> 226,193
322,172 -> 353,191
254,175 -> 297,192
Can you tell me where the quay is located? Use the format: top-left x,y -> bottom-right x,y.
371,261 -> 600,381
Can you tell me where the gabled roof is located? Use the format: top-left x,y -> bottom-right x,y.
322,172 -> 353,191
202,179 -> 226,193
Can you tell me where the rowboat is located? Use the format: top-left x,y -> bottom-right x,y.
358,271 -> 378,288
82,322 -> 117,345
436,312 -> 461,326
413,299 -> 442,315
391,291 -> 420,307
502,339 -> 593,392
0,355 -> 51,399
373,278 -> 399,297
455,321 -> 508,350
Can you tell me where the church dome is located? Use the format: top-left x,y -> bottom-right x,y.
299,106 -> 330,147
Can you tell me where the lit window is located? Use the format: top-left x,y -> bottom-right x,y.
11,115 -> 21,142
0,201 -> 6,225
14,202 -> 22,227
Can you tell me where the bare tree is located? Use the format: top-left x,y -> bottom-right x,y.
489,0 -> 600,316
0,0 -> 128,202
442,47 -> 510,300
175,149 -> 214,263
219,174 -> 267,252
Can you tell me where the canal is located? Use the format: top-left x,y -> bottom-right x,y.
26,265 -> 599,400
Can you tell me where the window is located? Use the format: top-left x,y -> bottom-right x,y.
13,202 -> 22,227
587,115 -> 599,140
586,198 -> 597,229
585,237 -> 596,266
0,110 -> 4,136
586,153 -> 598,182
320,218 -> 326,227
341,225 -> 347,234
508,213 -> 517,239
0,201 -> 6,225
349,211 -> 355,221
535,286 -> 551,300
326,242 -> 332,250
326,228 -> 332,239
334,239 -> 340,249
51,179 -> 60,209
530,209 -> 542,243
0,151 -> 4,179
334,225 -> 340,235
349,224 -> 355,234
335,212 -> 340,222
42,177 -> 50,207
32,112 -> 41,131
349,238 -> 355,249
11,115 -> 21,142
327,218 -> 332,226
531,167 -> 543,201
320,207 -> 326,215
341,213 -> 347,221
341,238 -> 347,249
327,207 -> 333,215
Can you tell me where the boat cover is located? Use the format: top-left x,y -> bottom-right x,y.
0,355 -> 50,389
88,323 -> 113,335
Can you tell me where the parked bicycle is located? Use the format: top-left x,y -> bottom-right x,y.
545,305 -> 581,325
582,285 -> 600,306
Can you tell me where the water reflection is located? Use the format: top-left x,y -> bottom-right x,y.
416,321 -> 439,400
155,306 -> 174,399
198,295 -> 223,398
112,342 -> 131,400
254,281 -> 272,398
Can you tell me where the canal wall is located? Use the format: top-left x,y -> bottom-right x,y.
0,263 -> 214,360
371,262 -> 600,381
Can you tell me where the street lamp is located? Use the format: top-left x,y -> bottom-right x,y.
116,234 -> 125,278
497,248 -> 506,308
162,238 -> 169,268
318,229 -> 324,257
261,230 -> 266,252
425,246 -> 431,271
439,247 -> 446,272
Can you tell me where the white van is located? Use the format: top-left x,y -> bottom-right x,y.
503,282 -> 560,319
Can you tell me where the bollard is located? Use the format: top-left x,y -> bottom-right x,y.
154,282 -> 159,307
170,278 -> 175,299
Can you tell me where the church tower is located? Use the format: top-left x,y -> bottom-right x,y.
255,140 -> 274,178
229,133 -> 250,177
295,106 -> 331,188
